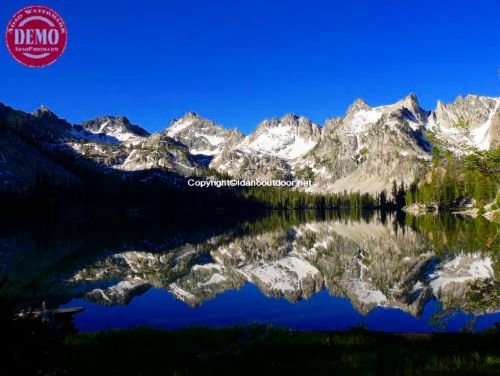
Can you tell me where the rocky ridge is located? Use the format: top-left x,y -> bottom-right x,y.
1,93 -> 499,193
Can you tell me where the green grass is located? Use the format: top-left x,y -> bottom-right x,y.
59,326 -> 500,376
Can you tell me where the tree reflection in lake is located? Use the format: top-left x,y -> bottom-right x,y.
1,211 -> 498,332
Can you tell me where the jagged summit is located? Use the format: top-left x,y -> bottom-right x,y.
29,105 -> 75,135
166,112 -> 212,134
344,94 -> 421,114
347,98 -> 372,114
33,104 -> 58,118
37,104 -> 52,113
184,111 -> 200,118
401,92 -> 419,106
256,113 -> 319,130
396,92 -> 419,110
341,93 -> 427,130
165,112 -> 244,156
226,114 -> 322,163
430,94 -> 500,150
256,114 -> 297,130
390,93 -> 427,123
81,115 -> 150,141
85,115 -> 132,126
170,111 -> 203,124
281,113 -> 300,122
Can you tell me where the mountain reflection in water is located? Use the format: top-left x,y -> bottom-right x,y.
2,211 -> 499,332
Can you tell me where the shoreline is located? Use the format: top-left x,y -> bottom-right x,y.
404,203 -> 500,223
59,326 -> 500,375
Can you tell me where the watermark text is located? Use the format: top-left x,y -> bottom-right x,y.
188,179 -> 313,188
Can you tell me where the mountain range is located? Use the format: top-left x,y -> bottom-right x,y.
1,93 -> 499,194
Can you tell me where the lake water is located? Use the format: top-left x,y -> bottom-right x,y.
2,211 -> 499,332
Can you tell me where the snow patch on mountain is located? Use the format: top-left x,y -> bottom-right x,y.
235,115 -> 321,160
166,118 -> 196,137
165,113 -> 244,157
472,98 -> 500,150
78,116 -> 150,145
346,107 -> 385,134
428,95 -> 500,151
239,126 -> 317,159
190,132 -> 226,155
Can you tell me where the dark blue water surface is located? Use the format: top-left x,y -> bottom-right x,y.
63,284 -> 500,333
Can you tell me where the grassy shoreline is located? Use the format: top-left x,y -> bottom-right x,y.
59,326 -> 500,375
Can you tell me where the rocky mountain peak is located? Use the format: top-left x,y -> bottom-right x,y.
230,114 -> 322,165
388,93 -> 427,123
33,104 -> 58,119
429,94 -> 500,150
30,105 -> 74,132
257,114 -> 320,137
92,115 -> 131,126
432,95 -> 499,127
281,113 -> 300,123
183,112 -> 201,119
80,116 -> 150,141
400,93 -> 419,110
167,112 -> 203,130
165,113 -> 244,156
257,114 -> 318,131
347,99 -> 371,114
166,113 -> 220,136
255,114 -> 293,130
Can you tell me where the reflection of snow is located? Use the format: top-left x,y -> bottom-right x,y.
198,273 -> 227,287
348,280 -> 388,305
239,256 -> 320,293
88,280 -> 146,303
429,253 -> 494,292
169,283 -> 196,301
68,220 -> 498,317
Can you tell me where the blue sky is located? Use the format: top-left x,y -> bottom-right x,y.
1,0 -> 499,134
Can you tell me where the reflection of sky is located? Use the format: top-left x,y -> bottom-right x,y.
63,284 -> 500,333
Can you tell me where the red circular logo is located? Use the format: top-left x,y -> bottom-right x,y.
5,5 -> 67,68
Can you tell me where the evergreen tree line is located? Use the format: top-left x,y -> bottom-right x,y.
244,182 -> 407,210
406,148 -> 500,209
1,174 -> 410,221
